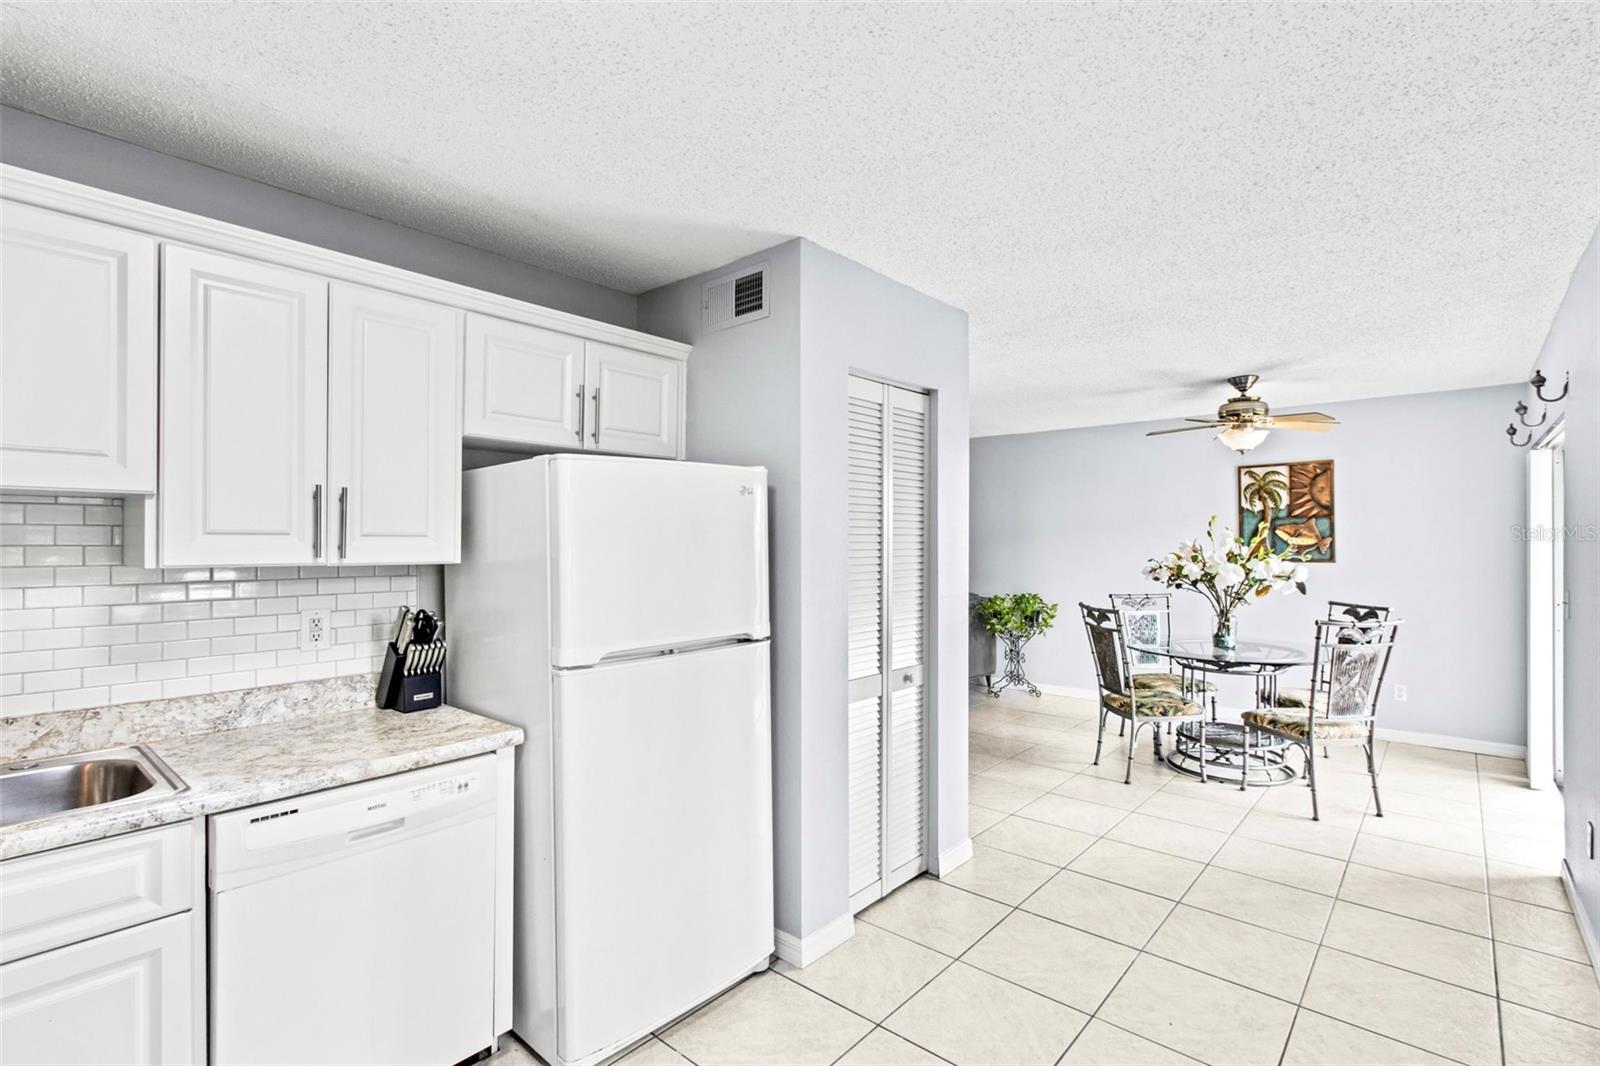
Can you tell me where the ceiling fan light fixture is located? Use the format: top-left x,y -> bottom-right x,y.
1216,424 -> 1270,453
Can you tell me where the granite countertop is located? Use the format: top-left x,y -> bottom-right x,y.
1,701 -> 523,861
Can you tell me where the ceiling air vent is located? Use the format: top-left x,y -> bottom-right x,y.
702,261 -> 770,334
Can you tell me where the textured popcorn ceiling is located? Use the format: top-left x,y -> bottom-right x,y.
2,2 -> 1595,436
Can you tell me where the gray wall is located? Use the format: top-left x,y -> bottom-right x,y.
971,384 -> 1528,749
1533,228 -> 1598,954
635,240 -> 809,931
0,106 -> 638,328
639,242 -> 970,941
795,243 -> 970,934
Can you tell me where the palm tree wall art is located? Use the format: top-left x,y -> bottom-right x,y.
1238,460 -> 1336,562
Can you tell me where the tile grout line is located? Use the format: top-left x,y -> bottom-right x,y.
1476,752 -> 1510,1066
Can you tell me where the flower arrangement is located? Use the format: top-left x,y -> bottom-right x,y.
1143,516 -> 1308,648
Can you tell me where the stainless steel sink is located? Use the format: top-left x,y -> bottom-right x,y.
0,746 -> 185,828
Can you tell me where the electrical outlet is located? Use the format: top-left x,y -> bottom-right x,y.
1393,685 -> 1408,702
299,608 -> 331,652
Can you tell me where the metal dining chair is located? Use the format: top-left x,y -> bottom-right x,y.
1242,619 -> 1399,820
1108,592 -> 1214,737
1274,601 -> 1393,715
1082,603 -> 1205,784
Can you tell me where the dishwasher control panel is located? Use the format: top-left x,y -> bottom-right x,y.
210,755 -> 497,879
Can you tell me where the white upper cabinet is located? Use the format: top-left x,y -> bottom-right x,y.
464,314 -> 584,448
584,341 -> 682,459
161,245 -> 330,566
0,202 -> 157,494
329,283 -> 463,564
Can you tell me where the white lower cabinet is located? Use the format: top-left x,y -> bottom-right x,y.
0,912 -> 194,1066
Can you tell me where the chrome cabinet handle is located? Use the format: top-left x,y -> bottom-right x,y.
338,487 -> 349,560
312,484 -> 323,559
575,389 -> 584,440
591,387 -> 600,443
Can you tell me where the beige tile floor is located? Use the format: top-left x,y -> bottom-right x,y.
494,687 -> 1595,1066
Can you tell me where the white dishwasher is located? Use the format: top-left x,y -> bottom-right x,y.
210,755 -> 498,1066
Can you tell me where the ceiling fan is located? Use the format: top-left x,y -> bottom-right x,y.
1146,375 -> 1339,453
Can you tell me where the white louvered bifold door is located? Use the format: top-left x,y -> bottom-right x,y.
846,376 -> 930,912
883,387 -> 929,891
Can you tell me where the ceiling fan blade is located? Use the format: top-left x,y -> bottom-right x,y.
1146,423 -> 1224,436
1183,417 -> 1223,424
1265,417 -> 1338,431
1269,411 -> 1338,423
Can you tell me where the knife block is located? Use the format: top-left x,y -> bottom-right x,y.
397,670 -> 443,712
376,641 -> 445,712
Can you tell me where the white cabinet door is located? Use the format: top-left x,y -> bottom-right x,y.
463,314 -> 583,448
0,911 -> 194,1066
328,283 -> 463,564
583,342 -> 682,458
161,245 -> 328,565
0,201 -> 157,493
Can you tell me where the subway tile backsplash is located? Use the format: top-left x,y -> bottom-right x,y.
1,495 -> 422,716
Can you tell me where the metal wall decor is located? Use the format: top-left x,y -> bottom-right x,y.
1531,369 -> 1569,403
1507,369 -> 1571,446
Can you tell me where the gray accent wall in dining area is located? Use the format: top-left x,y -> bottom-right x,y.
970,383 -> 1527,750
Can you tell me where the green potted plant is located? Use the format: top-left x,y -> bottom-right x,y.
976,592 -> 1058,697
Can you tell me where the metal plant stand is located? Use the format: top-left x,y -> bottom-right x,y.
988,634 -> 1041,697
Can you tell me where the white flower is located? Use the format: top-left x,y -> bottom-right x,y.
1247,559 -> 1272,581
1292,565 -> 1309,584
1216,561 -> 1246,588
1180,560 -> 1203,581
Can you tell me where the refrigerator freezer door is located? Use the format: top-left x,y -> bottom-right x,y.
551,641 -> 773,1063
548,457 -> 768,666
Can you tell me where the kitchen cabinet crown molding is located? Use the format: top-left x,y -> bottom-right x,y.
0,164 -> 690,363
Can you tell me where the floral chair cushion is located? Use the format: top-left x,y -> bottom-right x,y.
1273,687 -> 1315,709
1241,710 -> 1368,741
1133,672 -> 1216,694
1103,690 -> 1201,718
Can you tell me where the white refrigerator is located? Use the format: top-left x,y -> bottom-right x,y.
446,454 -> 773,1066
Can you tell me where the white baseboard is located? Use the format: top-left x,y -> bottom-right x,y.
932,837 -> 973,877
1033,683 -> 1094,699
1374,728 -> 1526,760
772,913 -> 854,968
1561,860 -> 1599,970
1026,684 -> 1528,760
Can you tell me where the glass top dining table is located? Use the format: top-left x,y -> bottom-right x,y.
1128,637 -> 1312,671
